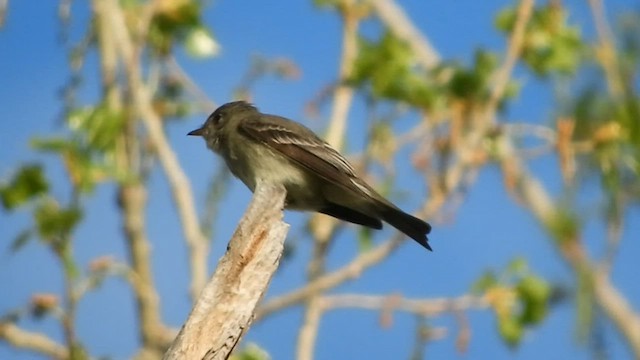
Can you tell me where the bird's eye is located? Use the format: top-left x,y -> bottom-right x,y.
208,112 -> 223,125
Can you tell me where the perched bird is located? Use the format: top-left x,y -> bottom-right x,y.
188,101 -> 432,250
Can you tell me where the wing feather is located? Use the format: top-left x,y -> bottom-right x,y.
238,115 -> 369,196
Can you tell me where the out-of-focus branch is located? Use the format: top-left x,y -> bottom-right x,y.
256,236 -> 404,320
297,2 -> 361,359
167,56 -> 217,113
439,0 -> 534,218
0,0 -> 7,27
324,0 -> 359,149
119,182 -> 167,357
318,293 -> 488,316
93,0 -> 170,358
486,0 -> 534,114
367,0 -> 440,70
163,182 -> 289,360
496,134 -> 640,358
0,323 -> 68,360
103,0 -> 210,302
296,300 -> 324,360
587,0 -> 623,97
592,271 -> 640,357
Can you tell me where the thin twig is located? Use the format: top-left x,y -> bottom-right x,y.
587,0 -> 623,97
318,294 -> 488,315
486,0 -> 535,115
256,236 -> 404,320
296,300 -> 325,360
166,56 -> 217,112
324,1 -> 359,149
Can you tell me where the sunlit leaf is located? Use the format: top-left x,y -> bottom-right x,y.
230,342 -> 271,360
517,275 -> 551,325
0,164 -> 49,210
498,315 -> 523,348
34,199 -> 83,243
471,271 -> 497,293
185,27 -> 220,58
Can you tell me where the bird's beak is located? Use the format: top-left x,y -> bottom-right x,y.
188,127 -> 205,136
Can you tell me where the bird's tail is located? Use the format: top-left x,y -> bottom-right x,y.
380,206 -> 432,251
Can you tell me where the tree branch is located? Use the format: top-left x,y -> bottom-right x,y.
496,133 -> 640,358
256,236 -> 403,320
367,0 -> 440,70
486,0 -> 534,113
163,182 -> 289,360
297,2 -> 361,358
319,293 -> 488,316
103,0 -> 210,302
0,323 -> 68,360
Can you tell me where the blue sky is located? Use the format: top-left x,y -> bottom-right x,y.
1,0 -> 639,359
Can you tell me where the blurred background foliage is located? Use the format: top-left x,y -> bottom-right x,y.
1,0 -> 639,359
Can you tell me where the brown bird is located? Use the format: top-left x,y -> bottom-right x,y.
189,101 -> 432,250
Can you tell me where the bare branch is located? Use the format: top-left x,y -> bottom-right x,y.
593,271 -> 640,356
296,3 -> 362,358
92,1 -> 170,356
257,237 -> 404,319
163,182 -> 289,360
296,300 -> 324,360
587,0 -> 623,97
486,0 -> 535,114
166,56 -> 217,112
318,293 -> 487,316
324,1 -> 359,149
0,323 -> 68,360
103,0 -> 210,301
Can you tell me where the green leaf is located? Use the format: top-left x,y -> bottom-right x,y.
471,271 -> 497,293
517,275 -> 551,325
545,206 -> 580,244
148,1 -> 203,55
230,343 -> 271,360
185,27 -> 220,58
357,227 -> 373,251
447,49 -> 497,101
506,257 -> 528,276
32,103 -> 127,191
498,315 -> 524,348
10,229 -> 33,252
495,7 -> 516,32
34,199 -> 83,244
348,32 -> 438,109
0,164 -> 49,210
496,4 -> 583,76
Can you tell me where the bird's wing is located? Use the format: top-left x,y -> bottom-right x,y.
238,115 -> 374,197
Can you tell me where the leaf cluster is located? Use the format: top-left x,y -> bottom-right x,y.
473,258 -> 555,348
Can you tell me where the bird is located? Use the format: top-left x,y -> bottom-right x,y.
188,101 -> 432,250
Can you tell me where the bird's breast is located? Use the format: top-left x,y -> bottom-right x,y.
224,141 -> 323,210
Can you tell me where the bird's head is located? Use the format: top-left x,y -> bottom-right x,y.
188,101 -> 257,152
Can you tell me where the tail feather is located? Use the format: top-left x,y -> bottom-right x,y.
380,206 -> 432,251
320,203 -> 383,229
